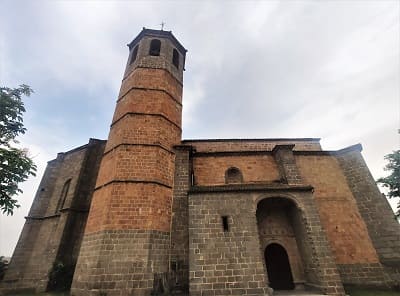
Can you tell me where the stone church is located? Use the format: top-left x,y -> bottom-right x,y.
1,28 -> 400,296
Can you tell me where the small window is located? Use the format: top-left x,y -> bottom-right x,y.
222,216 -> 229,232
191,172 -> 195,186
56,179 -> 71,212
225,167 -> 243,184
129,45 -> 139,65
171,260 -> 178,272
172,49 -> 179,68
149,39 -> 161,56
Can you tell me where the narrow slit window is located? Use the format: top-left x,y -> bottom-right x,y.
149,39 -> 161,56
172,49 -> 179,68
222,216 -> 229,232
56,179 -> 71,212
129,45 -> 139,65
191,171 -> 195,186
171,260 -> 177,272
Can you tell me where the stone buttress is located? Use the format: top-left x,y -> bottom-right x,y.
70,29 -> 186,296
0,139 -> 105,294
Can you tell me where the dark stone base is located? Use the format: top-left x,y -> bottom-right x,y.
70,229 -> 171,296
337,263 -> 392,288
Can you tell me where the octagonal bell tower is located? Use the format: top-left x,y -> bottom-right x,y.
71,28 -> 187,296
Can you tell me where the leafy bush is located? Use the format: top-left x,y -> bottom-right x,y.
0,256 -> 7,280
47,261 -> 74,291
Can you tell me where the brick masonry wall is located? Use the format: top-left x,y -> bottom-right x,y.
183,139 -> 322,153
84,183 -> 172,233
71,32 -> 184,295
124,34 -> 185,83
336,148 -> 400,286
96,146 -> 175,188
113,88 -> 181,127
296,154 -> 380,265
295,152 -> 394,287
105,116 -> 180,155
193,155 -> 280,186
120,68 -> 183,103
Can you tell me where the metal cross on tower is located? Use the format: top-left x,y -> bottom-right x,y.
159,21 -> 166,31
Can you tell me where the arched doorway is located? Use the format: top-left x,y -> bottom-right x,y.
256,197 -> 304,290
265,243 -> 294,290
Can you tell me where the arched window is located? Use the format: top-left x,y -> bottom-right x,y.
225,167 -> 243,184
149,39 -> 161,56
172,49 -> 179,68
129,45 -> 139,65
56,179 -> 71,212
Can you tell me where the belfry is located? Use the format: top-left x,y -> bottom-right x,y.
1,28 -> 400,296
72,29 -> 186,295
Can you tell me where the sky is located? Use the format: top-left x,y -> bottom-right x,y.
0,0 -> 399,257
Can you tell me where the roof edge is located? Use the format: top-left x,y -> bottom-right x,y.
182,138 -> 321,143
47,138 -> 106,163
128,28 -> 187,55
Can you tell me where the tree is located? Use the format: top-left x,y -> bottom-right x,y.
377,150 -> 400,216
0,85 -> 36,215
0,256 -> 7,280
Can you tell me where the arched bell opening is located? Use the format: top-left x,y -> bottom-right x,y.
265,243 -> 294,290
256,197 -> 306,291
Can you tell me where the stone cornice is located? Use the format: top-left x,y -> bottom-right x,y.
189,183 -> 313,194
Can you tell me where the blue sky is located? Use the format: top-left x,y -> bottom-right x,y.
0,0 -> 399,256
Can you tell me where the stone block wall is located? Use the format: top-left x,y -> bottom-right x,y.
257,199 -> 305,287
272,145 -> 302,185
0,139 -> 105,294
187,188 -> 345,296
170,146 -> 192,293
188,191 -> 271,296
71,229 -> 170,296
336,146 -> 400,286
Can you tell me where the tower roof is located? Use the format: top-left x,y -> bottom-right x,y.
128,28 -> 187,55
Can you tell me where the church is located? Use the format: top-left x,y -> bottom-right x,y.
1,28 -> 399,296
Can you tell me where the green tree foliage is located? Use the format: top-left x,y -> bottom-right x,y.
0,256 -> 7,280
47,261 -> 75,291
0,85 -> 36,215
377,150 -> 400,216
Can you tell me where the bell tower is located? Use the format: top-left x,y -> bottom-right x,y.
71,28 -> 186,295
